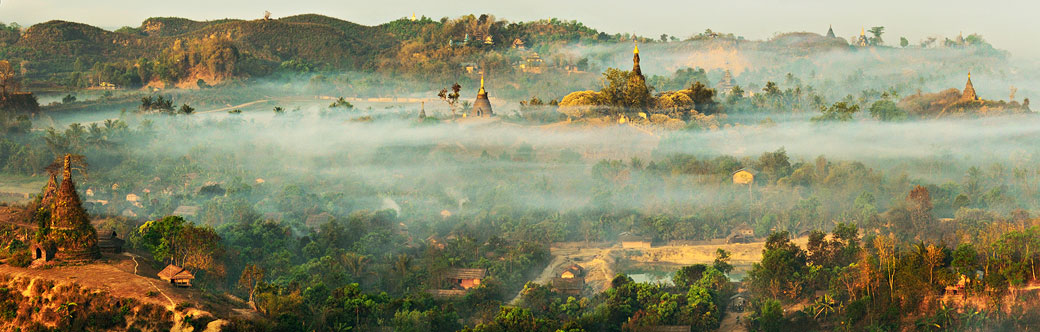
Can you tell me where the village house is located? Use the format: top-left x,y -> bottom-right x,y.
305,212 -> 333,230
460,62 -> 479,74
619,232 -> 652,249
158,264 -> 195,287
729,293 -> 748,312
173,205 -> 199,218
445,268 -> 487,289
727,224 -> 755,244
944,274 -> 971,296
552,263 -> 586,296
426,235 -> 446,250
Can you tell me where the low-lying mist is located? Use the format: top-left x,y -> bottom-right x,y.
58,99 -> 1040,238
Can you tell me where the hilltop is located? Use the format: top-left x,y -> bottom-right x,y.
1,14 -> 638,89
1,13 -> 953,92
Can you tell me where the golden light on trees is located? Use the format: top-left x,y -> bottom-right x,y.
0,60 -> 15,95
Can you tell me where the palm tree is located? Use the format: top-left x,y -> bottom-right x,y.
341,252 -> 369,278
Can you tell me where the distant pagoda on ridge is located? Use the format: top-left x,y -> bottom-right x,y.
470,73 -> 494,117
961,72 -> 979,101
855,27 -> 869,47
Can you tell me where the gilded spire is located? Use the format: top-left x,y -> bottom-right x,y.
478,73 -> 486,95
861,27 -> 865,36
632,42 -> 643,79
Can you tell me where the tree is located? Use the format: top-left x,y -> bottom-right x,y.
341,252 -> 369,278
874,235 -> 897,295
868,99 -> 906,121
900,37 -> 909,48
684,81 -> 718,115
134,216 -> 223,276
599,68 -> 650,111
907,185 -> 934,236
0,60 -> 15,95
437,83 -> 461,117
713,249 -> 733,274
757,299 -> 786,332
749,231 -> 808,299
134,216 -> 186,264
173,224 -> 223,274
179,104 -> 195,114
924,244 -> 945,284
868,26 -> 884,46
673,264 -> 707,289
811,101 -> 859,122
238,264 -> 265,309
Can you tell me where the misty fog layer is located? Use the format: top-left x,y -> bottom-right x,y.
69,104 -> 1039,222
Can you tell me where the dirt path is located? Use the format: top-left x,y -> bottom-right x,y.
195,99 -> 272,114
125,252 -> 175,308
718,311 -> 748,331
509,255 -> 569,304
0,256 -> 184,309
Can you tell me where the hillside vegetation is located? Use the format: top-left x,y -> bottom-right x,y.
1,14 -> 644,89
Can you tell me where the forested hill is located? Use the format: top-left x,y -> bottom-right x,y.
0,14 -> 638,88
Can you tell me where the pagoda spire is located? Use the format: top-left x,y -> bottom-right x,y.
62,154 -> 71,181
470,72 -> 493,117
962,71 -> 978,101
478,73 -> 486,95
632,42 -> 643,79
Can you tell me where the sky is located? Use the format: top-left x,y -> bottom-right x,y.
1,0 -> 1038,57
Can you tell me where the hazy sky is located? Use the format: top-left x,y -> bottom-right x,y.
1,0 -> 1038,57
